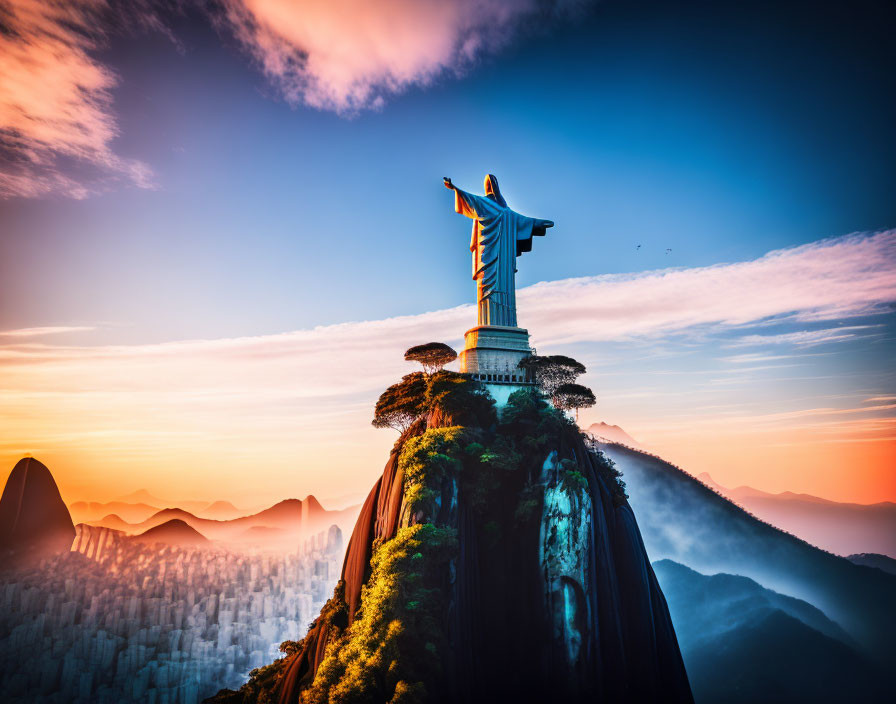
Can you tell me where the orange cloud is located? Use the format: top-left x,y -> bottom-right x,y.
0,0 -> 153,198
217,0 -> 584,112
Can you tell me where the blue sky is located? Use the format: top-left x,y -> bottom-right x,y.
3,0 -> 893,342
0,0 -> 894,504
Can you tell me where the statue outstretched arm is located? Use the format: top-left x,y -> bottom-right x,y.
447,181 -> 500,221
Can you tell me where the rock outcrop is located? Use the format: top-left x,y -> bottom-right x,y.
0,457 -> 76,566
207,375 -> 692,703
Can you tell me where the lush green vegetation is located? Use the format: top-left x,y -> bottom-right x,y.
371,372 -> 428,432
400,426 -> 466,516
403,342 -> 458,375
306,524 -> 457,704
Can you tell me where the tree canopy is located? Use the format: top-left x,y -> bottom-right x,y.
518,354 -> 587,403
554,382 -> 597,419
372,372 -> 427,432
404,342 -> 458,375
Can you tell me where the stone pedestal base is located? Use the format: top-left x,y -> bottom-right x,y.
459,325 -> 536,386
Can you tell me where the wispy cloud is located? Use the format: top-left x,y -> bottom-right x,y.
0,0 -> 587,197
727,326 -> 881,349
2,230 -> 894,501
0,0 -> 156,199
216,0 -> 586,113
2,230 -> 894,395
0,326 -> 97,338
720,352 -> 808,364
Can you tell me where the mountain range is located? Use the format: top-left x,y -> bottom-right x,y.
599,442 -> 896,666
87,497 -> 359,548
655,560 -> 888,702
586,421 -> 896,559
696,471 -> 896,558
70,496 -> 255,524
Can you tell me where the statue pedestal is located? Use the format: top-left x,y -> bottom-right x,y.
459,326 -> 536,404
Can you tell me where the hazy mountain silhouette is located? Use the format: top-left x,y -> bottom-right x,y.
586,421 -> 642,447
134,519 -> 210,547
696,472 -> 896,558
0,457 -> 75,566
69,500 -> 161,524
91,497 -> 358,547
655,560 -> 888,703
116,488 -> 166,505
201,500 -> 245,520
94,513 -> 132,532
600,443 -> 896,665
848,552 -> 896,576
115,489 -> 213,515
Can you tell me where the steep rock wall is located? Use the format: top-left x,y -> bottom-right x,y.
209,384 -> 692,704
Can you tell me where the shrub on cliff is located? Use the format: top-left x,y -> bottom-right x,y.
400,427 -> 466,516
425,370 -> 496,428
306,524 -> 458,704
372,372 -> 428,432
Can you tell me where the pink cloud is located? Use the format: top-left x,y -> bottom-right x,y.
0,0 -> 154,199
217,0 -> 583,112
0,326 -> 97,338
520,229 -> 896,347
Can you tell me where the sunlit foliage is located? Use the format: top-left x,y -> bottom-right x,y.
305,524 -> 457,704
372,372 -> 427,432
400,426 -> 466,516
404,342 -> 458,376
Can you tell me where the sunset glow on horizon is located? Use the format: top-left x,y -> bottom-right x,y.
3,230 -> 894,507
2,0 -> 894,510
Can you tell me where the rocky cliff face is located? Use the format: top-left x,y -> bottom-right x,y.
0,456 -> 76,566
208,374 -> 692,704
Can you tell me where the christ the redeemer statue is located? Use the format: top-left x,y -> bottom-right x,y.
444,175 -> 553,328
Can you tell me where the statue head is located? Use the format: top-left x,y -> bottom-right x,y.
484,174 -> 507,207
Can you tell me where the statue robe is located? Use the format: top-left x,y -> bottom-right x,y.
454,187 -> 551,328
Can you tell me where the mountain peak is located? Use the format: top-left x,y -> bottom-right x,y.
586,421 -> 642,448
134,518 -> 209,547
201,500 -> 243,520
302,495 -> 324,513
696,472 -> 728,494
0,457 -> 76,562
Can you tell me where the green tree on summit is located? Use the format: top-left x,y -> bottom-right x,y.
404,342 -> 458,376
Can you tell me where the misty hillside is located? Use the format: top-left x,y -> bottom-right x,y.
848,552 -> 896,576
600,443 -> 896,664
655,560 -> 888,703
697,473 -> 896,558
